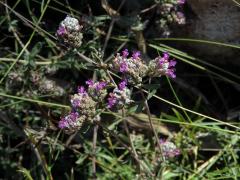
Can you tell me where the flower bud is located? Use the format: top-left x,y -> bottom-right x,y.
56,16 -> 83,48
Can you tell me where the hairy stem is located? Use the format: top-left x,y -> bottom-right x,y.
140,90 -> 165,162
92,124 -> 99,179
121,109 -> 142,175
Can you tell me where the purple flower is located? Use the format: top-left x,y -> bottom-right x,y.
112,49 -> 148,84
122,49 -> 129,58
86,79 -> 94,86
163,52 -> 170,60
107,93 -> 117,109
86,80 -> 107,101
175,12 -> 186,24
86,80 -> 107,91
58,112 -> 80,129
118,80 -> 127,90
78,86 -> 86,94
71,90 -> 88,109
158,57 -> 165,65
71,99 -> 81,108
107,81 -> 132,109
120,62 -> 128,72
57,16 -> 83,48
96,81 -> 107,91
169,60 -> 177,67
132,51 -> 141,60
160,139 -> 180,158
177,0 -> 185,5
166,69 -> 176,78
58,119 -> 68,129
57,26 -> 66,36
157,52 -> 176,78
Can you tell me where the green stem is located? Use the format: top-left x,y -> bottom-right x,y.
0,93 -> 70,109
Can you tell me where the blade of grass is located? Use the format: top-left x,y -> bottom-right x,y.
149,44 -> 240,85
166,76 -> 192,122
188,135 -> 239,179
0,92 -> 70,109
154,38 -> 240,49
156,43 -> 240,82
151,91 -> 240,131
108,68 -> 240,131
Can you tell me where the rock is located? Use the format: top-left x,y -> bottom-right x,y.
184,0 -> 240,61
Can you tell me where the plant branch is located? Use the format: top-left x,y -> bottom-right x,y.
140,90 -> 165,162
121,108 -> 142,175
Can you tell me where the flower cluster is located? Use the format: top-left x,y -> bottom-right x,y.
160,139 -> 180,158
58,112 -> 84,130
59,79 -> 133,130
111,49 -> 148,84
148,52 -> 176,78
70,86 -> 97,117
111,49 -> 177,84
58,47 -> 176,131
56,16 -> 83,48
86,80 -> 107,101
156,0 -> 186,37
107,80 -> 132,109
59,80 -> 107,130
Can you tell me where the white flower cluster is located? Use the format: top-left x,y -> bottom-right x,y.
60,16 -> 81,31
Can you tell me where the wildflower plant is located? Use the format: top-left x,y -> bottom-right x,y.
110,49 -> 148,84
3,1 -> 240,180
107,80 -> 132,109
56,16 -> 83,48
85,80 -> 107,101
160,139 -> 180,158
59,80 -> 107,130
148,52 -> 177,78
156,0 -> 186,36
70,87 -> 97,117
54,15 -> 182,174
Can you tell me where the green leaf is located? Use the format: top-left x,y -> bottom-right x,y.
142,84 -> 160,90
17,167 -> 33,180
147,89 -> 157,100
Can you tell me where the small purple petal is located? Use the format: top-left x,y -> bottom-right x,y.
107,93 -> 117,109
58,119 -> 68,129
78,86 -> 86,94
122,49 -> 129,58
163,52 -> 169,60
178,0 -> 185,4
167,69 -> 176,78
58,112 -> 79,129
174,149 -> 181,156
71,112 -> 79,120
118,80 -> 127,90
86,79 -> 94,86
132,51 -> 141,60
176,12 -> 186,24
57,26 -> 66,36
71,99 -> 80,108
160,139 -> 166,144
120,62 -> 128,72
159,139 -> 180,158
169,60 -> 177,67
176,12 -> 184,18
96,81 -> 107,90
158,57 -> 165,65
